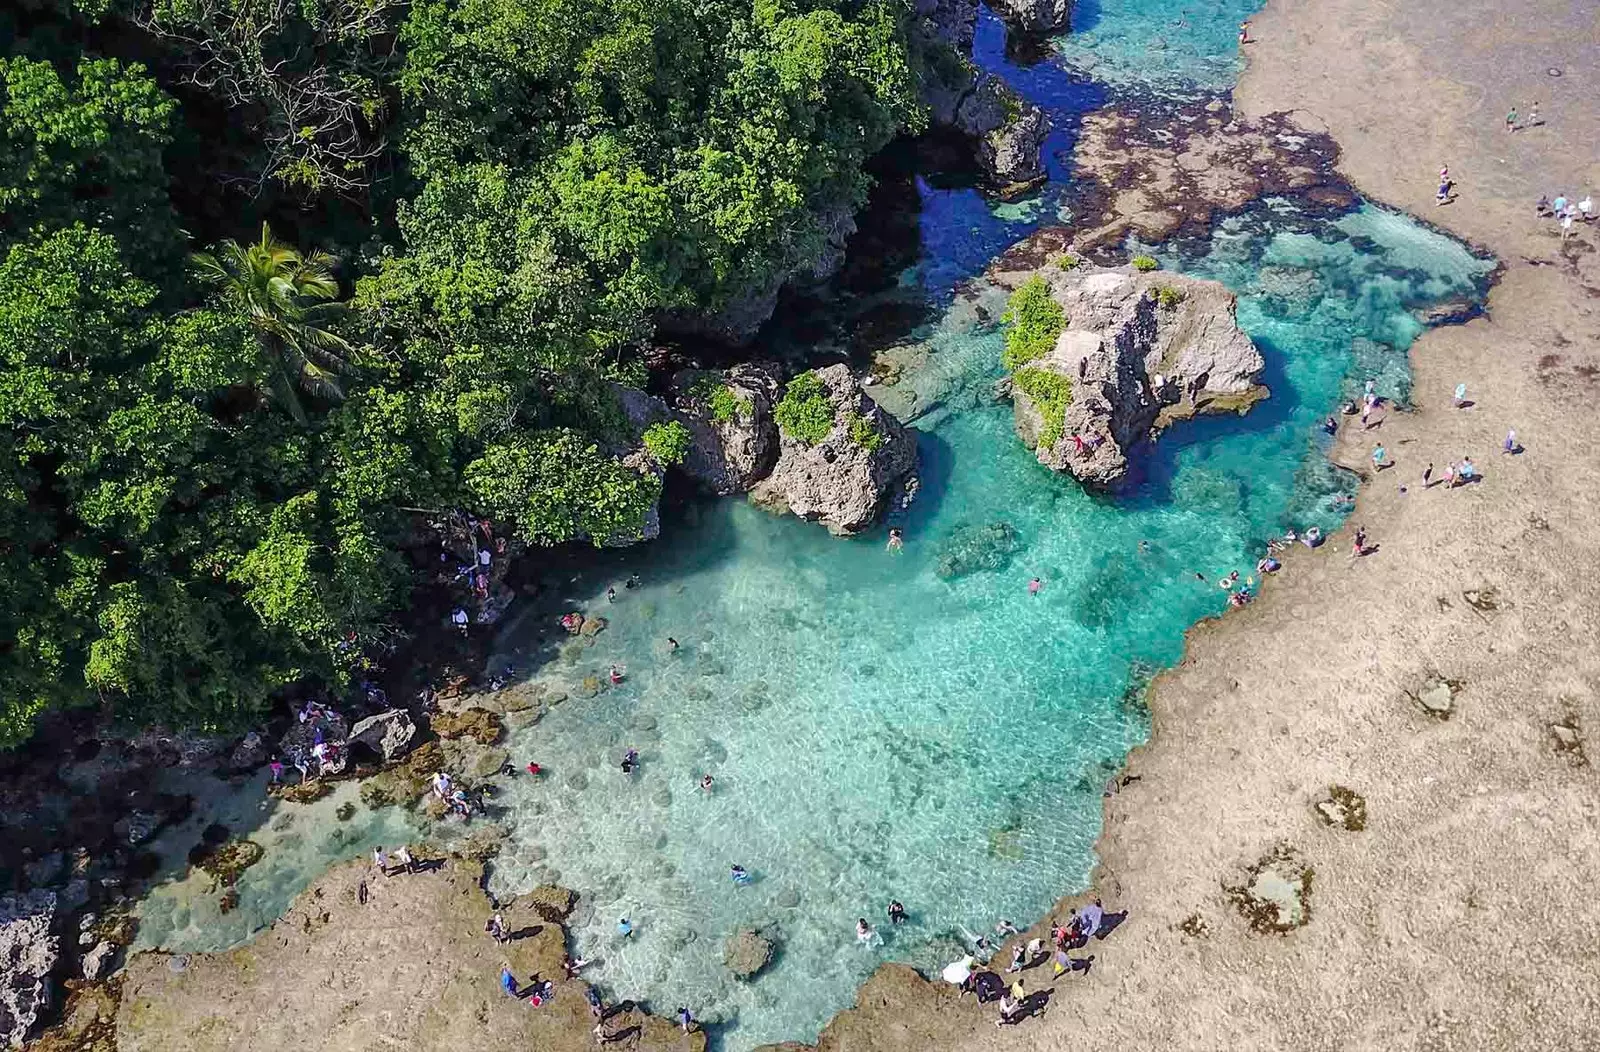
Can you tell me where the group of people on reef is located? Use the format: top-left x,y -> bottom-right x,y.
1535,191 -> 1594,241
926,900 -> 1124,1027
430,769 -> 484,818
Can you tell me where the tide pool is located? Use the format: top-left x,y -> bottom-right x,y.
127,3 -> 1494,1049
483,198 -> 1490,1049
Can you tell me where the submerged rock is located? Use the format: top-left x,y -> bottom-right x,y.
724,929 -> 775,979
749,364 -> 918,535
935,521 -> 1024,579
0,890 -> 59,1047
429,708 -> 503,746
996,264 -> 1266,485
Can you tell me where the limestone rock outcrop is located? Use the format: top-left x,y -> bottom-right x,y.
997,264 -> 1266,485
749,364 -> 918,535
0,890 -> 59,1048
912,0 -> 978,49
672,365 -> 783,495
347,709 -> 416,763
990,0 -> 1072,33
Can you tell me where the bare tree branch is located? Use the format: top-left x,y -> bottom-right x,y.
137,0 -> 405,197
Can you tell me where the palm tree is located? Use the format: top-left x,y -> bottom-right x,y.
192,223 -> 357,423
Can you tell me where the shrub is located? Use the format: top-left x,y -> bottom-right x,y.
1000,276 -> 1066,370
774,371 -> 835,446
1054,253 -> 1081,270
642,420 -> 691,465
1012,368 -> 1073,449
1131,254 -> 1160,272
847,412 -> 884,452
708,385 -> 747,423
1155,284 -> 1186,309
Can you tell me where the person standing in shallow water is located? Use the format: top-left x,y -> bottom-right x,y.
887,900 -> 907,924
1028,577 -> 1041,596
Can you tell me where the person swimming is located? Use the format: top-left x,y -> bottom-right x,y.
886,528 -> 904,553
731,865 -> 752,886
887,900 -> 907,924
609,665 -> 625,685
700,773 -> 714,793
620,749 -> 638,774
1028,577 -> 1042,595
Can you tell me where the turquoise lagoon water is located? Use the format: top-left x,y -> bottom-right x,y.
485,200 -> 1490,1050
128,4 -> 1493,1048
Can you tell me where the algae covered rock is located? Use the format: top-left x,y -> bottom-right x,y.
749,364 -> 918,535
430,708 -> 503,745
724,929 -> 775,979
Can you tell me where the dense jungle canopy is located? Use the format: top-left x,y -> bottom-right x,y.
0,0 -> 929,744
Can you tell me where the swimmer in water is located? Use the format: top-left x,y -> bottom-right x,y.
1028,577 -> 1042,595
620,749 -> 638,774
887,527 -> 904,553
700,773 -> 714,793
526,761 -> 542,777
887,900 -> 907,924
609,665 -> 625,685
667,637 -> 679,652
731,865 -> 751,886
857,918 -> 878,944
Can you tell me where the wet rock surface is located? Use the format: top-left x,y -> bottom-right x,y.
0,889 -> 59,1048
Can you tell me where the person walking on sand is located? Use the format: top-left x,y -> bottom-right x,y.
1528,101 -> 1540,127
1371,444 -> 1388,470
373,846 -> 389,877
1505,105 -> 1518,132
1503,429 -> 1518,454
1423,462 -> 1434,487
1453,382 -> 1468,408
500,963 -> 518,997
393,844 -> 414,874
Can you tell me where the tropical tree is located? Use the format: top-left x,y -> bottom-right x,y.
191,223 -> 357,422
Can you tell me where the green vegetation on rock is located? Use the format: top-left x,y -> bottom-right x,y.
1001,276 -> 1066,370
704,383 -> 750,424
642,420 -> 691,466
1155,284 -> 1186,309
1131,254 -> 1161,272
1013,368 -> 1074,449
775,372 -> 835,446
847,412 -> 884,452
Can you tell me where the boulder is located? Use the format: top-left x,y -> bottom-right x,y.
724,929 -> 775,979
748,364 -> 918,535
348,710 -> 416,763
0,890 -> 59,1047
954,74 -> 1049,186
990,0 -> 1072,32
81,940 -> 116,982
673,364 -> 784,495
999,265 -> 1266,486
912,0 -> 978,49
226,731 -> 271,772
